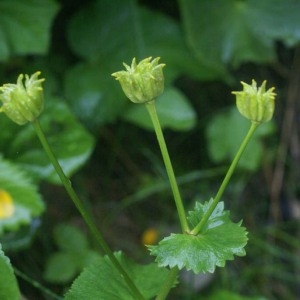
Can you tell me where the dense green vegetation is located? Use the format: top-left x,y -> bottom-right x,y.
0,0 -> 299,299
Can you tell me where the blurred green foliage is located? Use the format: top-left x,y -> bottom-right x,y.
179,0 -> 300,75
0,156 -> 44,237
44,223 -> 101,284
149,200 -> 248,273
206,107 -> 275,171
0,0 -> 299,299
0,244 -> 20,299
0,0 -> 59,60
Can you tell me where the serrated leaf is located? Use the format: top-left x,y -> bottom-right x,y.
0,219 -> 41,251
65,252 -> 173,300
123,87 -> 196,131
0,0 -> 59,61
179,0 -> 300,75
0,157 -> 44,235
206,106 -> 275,171
4,97 -> 95,184
149,199 -> 248,274
0,244 -> 20,299
188,200 -> 230,232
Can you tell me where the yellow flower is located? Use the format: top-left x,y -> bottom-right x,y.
0,71 -> 45,125
232,80 -> 276,124
0,189 -> 14,219
112,57 -> 165,104
141,227 -> 159,245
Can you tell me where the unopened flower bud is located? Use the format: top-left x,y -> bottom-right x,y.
112,57 -> 165,104
0,71 -> 45,125
232,80 -> 276,124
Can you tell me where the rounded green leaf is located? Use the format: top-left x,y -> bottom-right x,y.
149,199 -> 248,274
8,98 -> 95,184
123,87 -> 196,131
64,62 -> 126,128
179,0 -> 300,74
67,0 -> 214,82
53,223 -> 88,253
206,106 -> 275,171
44,252 -> 77,284
0,0 -> 59,61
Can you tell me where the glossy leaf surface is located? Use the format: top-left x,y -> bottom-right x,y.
65,0 -> 210,128
0,98 -> 95,184
123,87 -> 196,131
0,0 -> 59,61
179,0 -> 300,76
65,252 -> 173,300
149,199 -> 248,273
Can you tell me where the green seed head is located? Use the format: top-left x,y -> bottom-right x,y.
232,80 -> 276,124
0,71 -> 45,125
112,57 -> 165,104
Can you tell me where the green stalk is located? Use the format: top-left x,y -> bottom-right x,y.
14,267 -> 63,300
191,122 -> 259,235
32,119 -> 145,300
155,268 -> 179,300
145,101 -> 189,232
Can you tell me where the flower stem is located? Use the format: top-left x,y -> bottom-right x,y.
145,101 -> 189,232
155,268 -> 179,300
14,267 -> 63,300
31,119 -> 145,300
191,122 -> 259,235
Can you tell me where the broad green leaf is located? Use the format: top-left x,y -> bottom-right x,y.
45,223 -> 101,284
188,201 -> 230,232
206,106 -> 275,171
44,249 -> 102,285
179,0 -> 300,75
65,0 -> 216,127
64,62 -> 127,128
0,244 -> 20,300
0,156 -> 44,235
0,0 -> 60,61
149,199 -> 248,274
44,252 -> 78,284
123,87 -> 196,131
4,97 -> 95,184
67,0 -> 213,81
53,223 -> 89,253
65,252 -> 173,300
